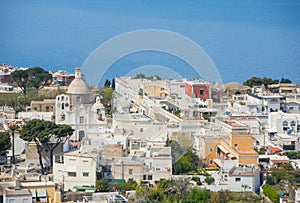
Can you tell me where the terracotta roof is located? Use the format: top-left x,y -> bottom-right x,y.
266,145 -> 282,153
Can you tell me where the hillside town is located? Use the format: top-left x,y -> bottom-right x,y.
0,64 -> 300,203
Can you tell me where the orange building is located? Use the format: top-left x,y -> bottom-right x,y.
201,120 -> 258,168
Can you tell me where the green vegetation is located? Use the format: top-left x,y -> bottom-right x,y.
266,163 -> 299,185
204,176 -> 215,185
96,178 -> 262,203
134,73 -> 161,80
215,190 -> 262,203
263,185 -> 280,203
280,78 -> 292,83
96,179 -> 137,193
243,77 -> 279,88
0,132 -> 11,156
135,180 -> 261,203
118,179 -> 138,193
167,140 -> 201,175
285,151 -> 300,159
172,109 -> 181,117
111,78 -> 115,90
11,67 -> 52,96
96,179 -> 109,192
191,176 -> 202,185
181,187 -> 211,203
104,79 -> 111,88
19,119 -> 74,172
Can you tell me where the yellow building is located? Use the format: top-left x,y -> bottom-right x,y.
201,120 -> 258,168
20,181 -> 58,203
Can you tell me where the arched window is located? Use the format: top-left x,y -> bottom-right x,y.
283,121 -> 288,131
291,121 -> 296,128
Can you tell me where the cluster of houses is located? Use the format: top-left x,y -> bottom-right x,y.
1,67 -> 300,202
0,64 -> 75,93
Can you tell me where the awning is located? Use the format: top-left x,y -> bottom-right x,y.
217,145 -> 229,154
73,186 -> 96,192
37,189 -> 47,197
30,189 -> 36,198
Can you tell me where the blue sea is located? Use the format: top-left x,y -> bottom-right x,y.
0,0 -> 300,85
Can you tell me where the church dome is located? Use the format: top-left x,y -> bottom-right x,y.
66,68 -> 90,95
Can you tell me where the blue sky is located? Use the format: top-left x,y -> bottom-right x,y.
0,0 -> 299,84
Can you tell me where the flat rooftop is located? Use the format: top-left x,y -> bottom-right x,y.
229,165 -> 259,176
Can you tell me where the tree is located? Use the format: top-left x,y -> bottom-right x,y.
118,179 -> 138,193
191,176 -> 201,185
45,124 -> 74,167
263,184 -> 280,203
11,67 -> 52,96
19,119 -> 74,172
104,79 -> 111,88
134,73 -> 146,79
111,78 -> 115,90
96,179 -> 109,192
204,176 -> 215,185
280,78 -> 292,83
243,76 -> 279,88
11,69 -> 29,95
27,67 -> 52,90
182,187 -> 211,203
0,132 -> 11,156
167,140 -> 200,175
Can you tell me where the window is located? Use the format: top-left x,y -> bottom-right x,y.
283,121 -> 289,131
46,106 -> 49,112
129,169 -> 133,175
200,89 -> 204,95
9,199 -> 15,203
82,172 -> 89,177
235,177 -> 241,182
143,175 -> 147,180
69,159 -> 76,165
291,121 -> 296,128
67,172 -> 76,177
209,147 -> 213,152
140,128 -> 143,132
79,116 -> 84,124
22,199 -> 29,203
209,160 -> 213,165
148,175 -> 153,180
79,131 -> 85,141
77,96 -> 81,103
289,107 -> 294,110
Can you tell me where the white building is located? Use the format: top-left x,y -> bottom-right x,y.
3,188 -> 32,203
55,68 -> 106,141
53,149 -> 100,191
206,165 -> 260,193
268,111 -> 300,134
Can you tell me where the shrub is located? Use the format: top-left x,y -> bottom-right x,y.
263,184 -> 280,203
